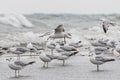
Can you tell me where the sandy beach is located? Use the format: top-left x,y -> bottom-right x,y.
0,52 -> 119,80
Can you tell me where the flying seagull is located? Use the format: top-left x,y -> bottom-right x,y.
102,21 -> 115,34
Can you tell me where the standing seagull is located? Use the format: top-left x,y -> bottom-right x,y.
38,51 -> 53,68
9,47 -> 29,60
89,52 -> 115,71
26,43 -> 37,57
7,59 -> 35,77
47,42 -> 56,55
57,51 -> 78,66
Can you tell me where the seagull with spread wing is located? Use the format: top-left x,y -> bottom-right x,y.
102,20 -> 115,34
47,24 -> 72,43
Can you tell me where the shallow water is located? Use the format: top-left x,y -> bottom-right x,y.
0,14 -> 120,47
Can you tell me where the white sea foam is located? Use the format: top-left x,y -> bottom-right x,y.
0,14 -> 33,28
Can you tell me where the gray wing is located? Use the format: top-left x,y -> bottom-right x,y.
12,51 -> 23,54
16,47 -> 28,53
95,56 -> 105,61
46,54 -> 56,59
14,61 -> 27,66
96,56 -> 115,62
60,46 -> 76,51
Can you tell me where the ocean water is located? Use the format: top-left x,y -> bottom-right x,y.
0,13 -> 120,47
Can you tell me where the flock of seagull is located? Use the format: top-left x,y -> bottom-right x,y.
0,22 -> 120,78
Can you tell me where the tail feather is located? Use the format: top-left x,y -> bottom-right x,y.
104,59 -> 115,62
28,61 -> 36,65
69,51 -> 79,57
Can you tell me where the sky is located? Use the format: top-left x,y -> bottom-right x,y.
0,0 -> 119,14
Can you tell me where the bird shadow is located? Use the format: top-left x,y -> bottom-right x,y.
53,64 -> 73,67
9,75 -> 31,79
39,66 -> 55,70
91,69 -> 110,73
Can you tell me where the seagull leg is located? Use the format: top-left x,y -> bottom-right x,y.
17,54 -> 20,60
64,37 -> 66,44
43,62 -> 46,68
15,70 -> 17,78
97,64 -> 99,71
18,70 -> 20,77
18,54 -> 20,60
47,62 -> 49,68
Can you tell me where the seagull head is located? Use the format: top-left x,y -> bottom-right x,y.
36,50 -> 42,55
6,58 -> 13,62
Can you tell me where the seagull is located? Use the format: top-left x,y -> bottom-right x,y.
7,58 -> 35,77
56,43 -> 78,55
47,42 -> 56,55
56,54 -> 69,66
106,40 -> 117,48
102,21 -> 115,34
9,47 -> 29,60
26,43 -> 37,57
90,38 -> 108,47
38,51 -> 53,68
94,47 -> 109,52
47,32 -> 71,43
88,46 -> 115,56
98,38 -> 109,45
33,45 -> 44,51
115,44 -> 120,53
69,41 -> 83,48
56,51 -> 78,66
89,52 -> 115,71
47,24 -> 72,43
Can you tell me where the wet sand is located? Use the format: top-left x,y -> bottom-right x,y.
0,53 -> 119,80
